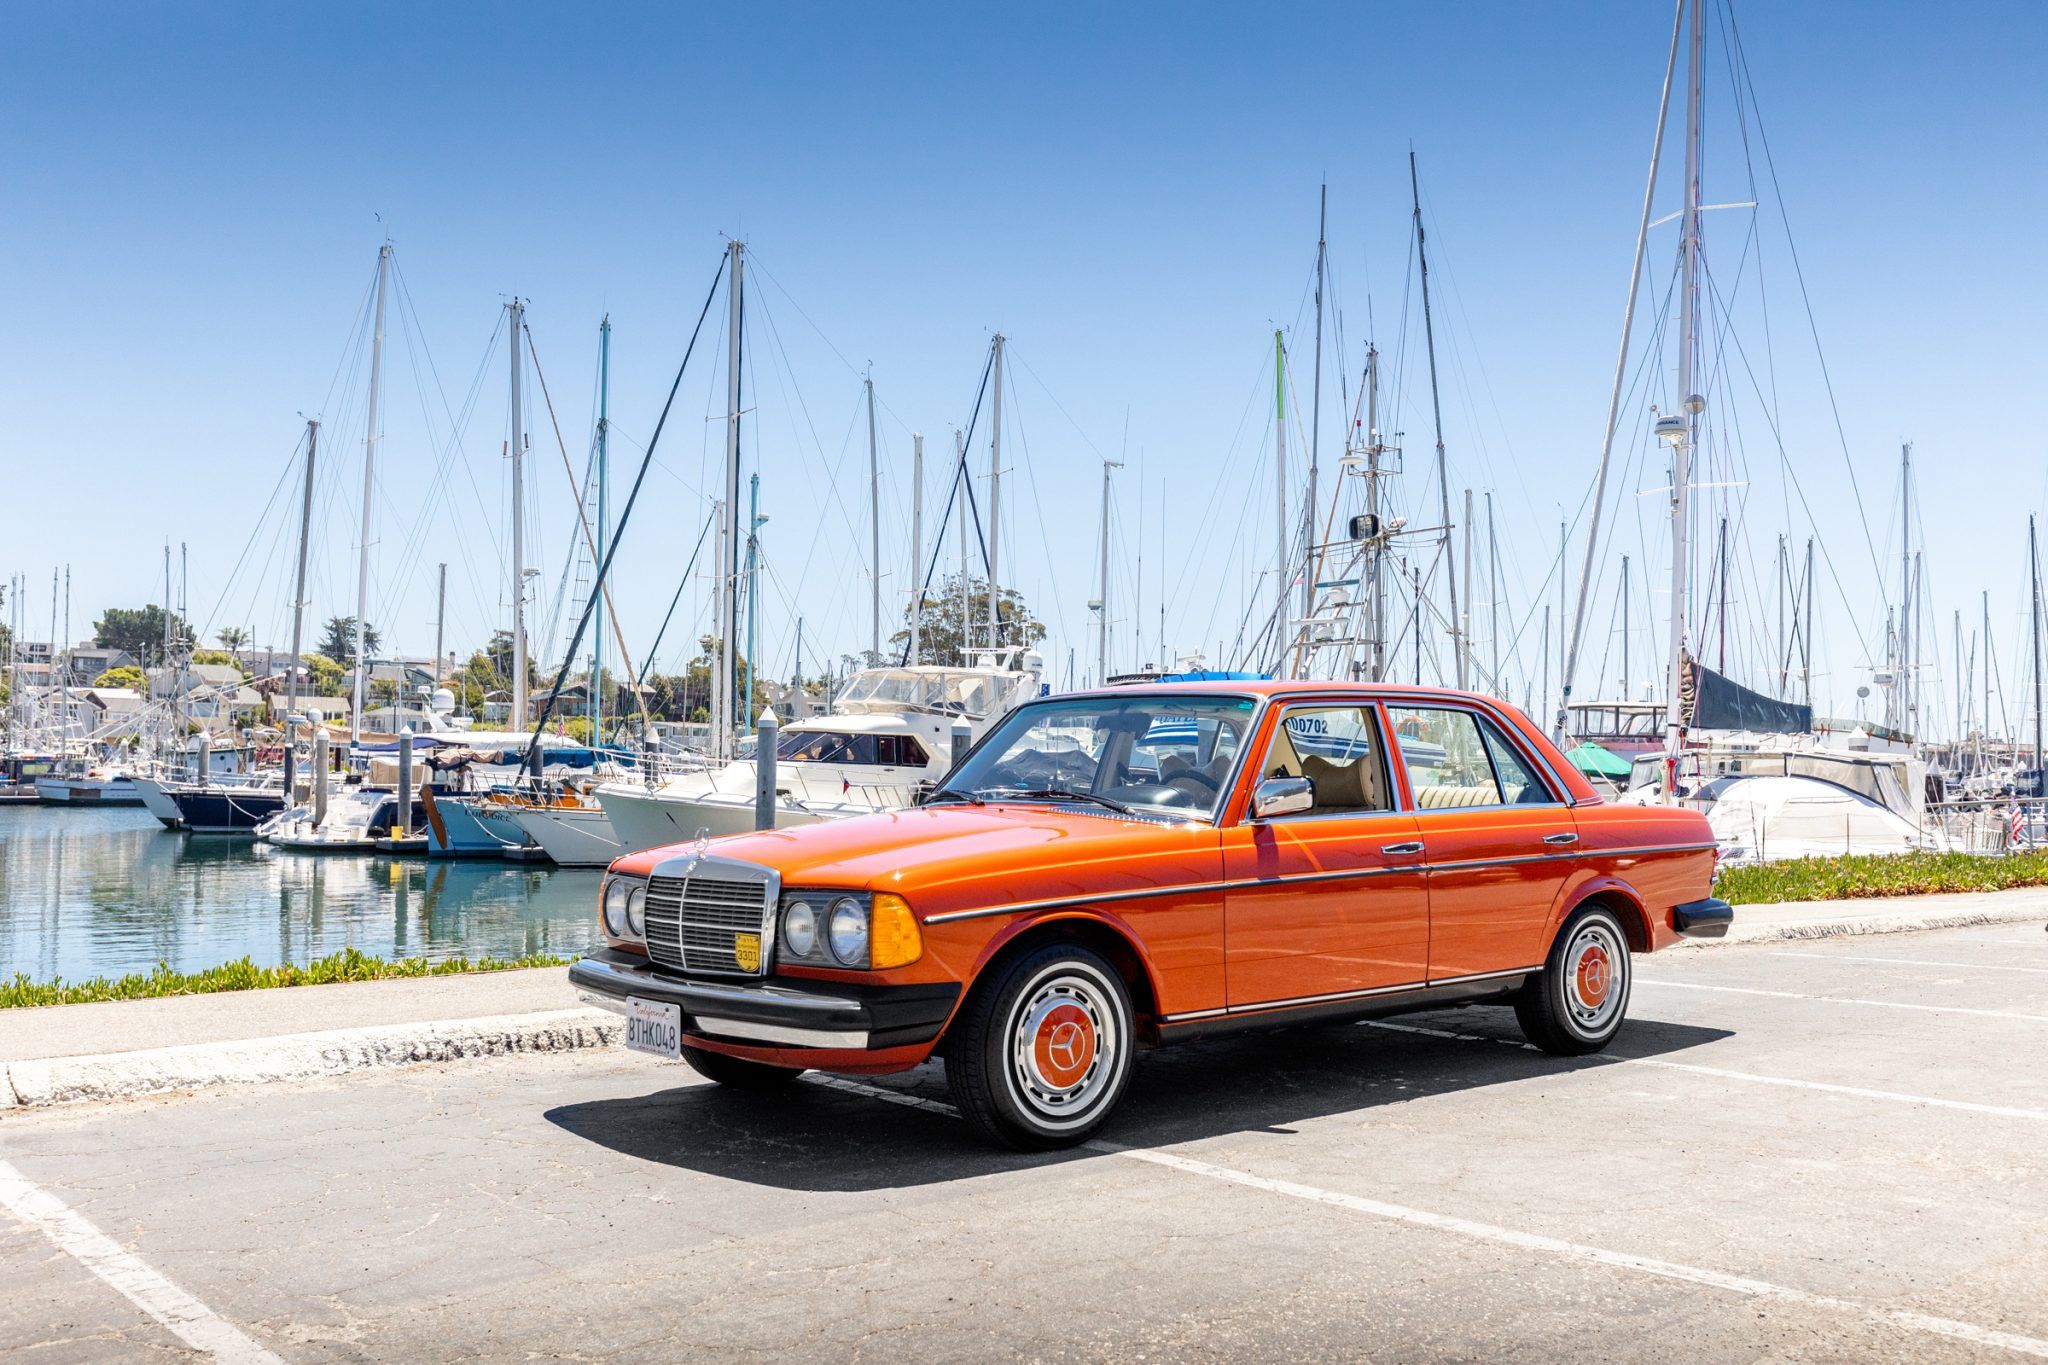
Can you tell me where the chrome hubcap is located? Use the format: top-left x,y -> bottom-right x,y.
1009,967 -> 1120,1128
1562,919 -> 1626,1034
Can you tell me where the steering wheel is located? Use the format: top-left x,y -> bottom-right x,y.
1164,769 -> 1222,802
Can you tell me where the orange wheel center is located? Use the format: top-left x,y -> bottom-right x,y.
1575,945 -> 1612,1008
1032,1003 -> 1097,1089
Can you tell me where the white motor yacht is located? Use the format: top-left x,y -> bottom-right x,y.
596,651 -> 1042,855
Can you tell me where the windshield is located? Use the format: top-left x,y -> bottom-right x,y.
937,694 -> 1257,820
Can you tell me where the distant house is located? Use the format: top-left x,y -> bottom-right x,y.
67,645 -> 137,685
293,695 -> 352,725
7,685 -> 99,737
342,661 -> 439,702
83,687 -> 147,723
146,663 -> 259,733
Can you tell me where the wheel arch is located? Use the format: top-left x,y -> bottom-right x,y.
1551,876 -> 1652,954
960,910 -> 1166,1043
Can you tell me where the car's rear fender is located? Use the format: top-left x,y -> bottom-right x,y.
1547,872 -> 1654,954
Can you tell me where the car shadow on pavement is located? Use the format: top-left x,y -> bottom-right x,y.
544,1005 -> 1732,1191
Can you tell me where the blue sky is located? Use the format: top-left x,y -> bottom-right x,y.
4,2 -> 2043,736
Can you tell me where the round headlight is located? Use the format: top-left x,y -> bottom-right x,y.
827,897 -> 869,967
625,885 -> 646,937
783,900 -> 818,957
601,879 -> 631,937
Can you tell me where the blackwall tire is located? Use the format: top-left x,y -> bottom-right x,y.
946,943 -> 1136,1150
1514,904 -> 1632,1056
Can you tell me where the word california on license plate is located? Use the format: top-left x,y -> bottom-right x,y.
625,997 -> 682,1060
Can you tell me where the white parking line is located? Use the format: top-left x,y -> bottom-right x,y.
0,1159 -> 282,1364
1766,950 -> 2048,975
1635,978 -> 2048,1023
1363,1020 -> 2048,1122
1100,1143 -> 2048,1359
805,1075 -> 2048,1357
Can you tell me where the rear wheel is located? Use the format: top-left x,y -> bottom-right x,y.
679,1044 -> 805,1089
946,943 -> 1136,1150
1514,905 -> 1631,1055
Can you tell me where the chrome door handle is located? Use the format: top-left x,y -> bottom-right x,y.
1381,841 -> 1424,855
1543,832 -> 1579,846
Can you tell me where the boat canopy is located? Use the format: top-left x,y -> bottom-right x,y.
833,666 -> 1025,720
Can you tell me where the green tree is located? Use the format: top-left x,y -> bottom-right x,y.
317,616 -> 381,666
216,626 -> 250,652
91,665 -> 146,691
94,604 -> 192,667
888,575 -> 1046,666
191,649 -> 242,670
302,653 -> 344,697
371,678 -> 399,707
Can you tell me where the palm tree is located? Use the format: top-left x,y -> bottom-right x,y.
217,626 -> 250,653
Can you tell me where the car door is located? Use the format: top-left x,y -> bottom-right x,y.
1221,701 -> 1429,1008
1384,703 -> 1578,981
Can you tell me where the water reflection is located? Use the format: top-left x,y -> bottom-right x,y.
0,806 -> 600,981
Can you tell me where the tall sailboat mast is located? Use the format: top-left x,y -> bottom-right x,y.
1302,186 -> 1327,669
284,418 -> 318,794
1365,345 -> 1387,681
717,240 -> 745,756
354,243 -> 390,748
1096,458 -> 1120,685
986,335 -> 1005,652
1559,0 -> 1683,741
508,297 -> 529,732
1660,0 -> 1706,802
1273,329 -> 1288,673
1409,151 -> 1463,689
594,314 -> 610,740
908,432 -> 923,665
866,375 -> 880,662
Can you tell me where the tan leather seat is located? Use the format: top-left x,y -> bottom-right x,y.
1414,782 -> 1499,809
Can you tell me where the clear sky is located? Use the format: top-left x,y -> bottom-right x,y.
4,1 -> 2043,739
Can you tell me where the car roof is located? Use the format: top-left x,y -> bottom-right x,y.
1052,679 -> 1514,706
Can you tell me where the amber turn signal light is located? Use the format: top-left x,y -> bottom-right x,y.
868,892 -> 923,969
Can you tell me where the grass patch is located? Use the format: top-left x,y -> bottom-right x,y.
1717,850 -> 2048,905
0,946 -> 575,1009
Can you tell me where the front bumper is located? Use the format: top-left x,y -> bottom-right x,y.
1673,897 -> 1735,938
569,947 -> 960,1051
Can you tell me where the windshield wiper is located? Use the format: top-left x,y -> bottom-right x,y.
922,786 -> 986,807
992,786 -> 1133,815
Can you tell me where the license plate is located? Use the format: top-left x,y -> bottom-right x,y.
624,997 -> 682,1060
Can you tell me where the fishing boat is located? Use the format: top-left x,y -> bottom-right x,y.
34,763 -> 146,805
1,753 -> 59,805
595,652 -> 1042,854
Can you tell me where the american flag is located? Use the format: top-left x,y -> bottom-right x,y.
2011,802 -> 2028,850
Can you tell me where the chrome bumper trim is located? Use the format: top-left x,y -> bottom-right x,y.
694,1016 -> 871,1049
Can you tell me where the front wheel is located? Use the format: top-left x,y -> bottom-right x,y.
1514,905 -> 1632,1055
679,1044 -> 805,1089
946,943 -> 1136,1150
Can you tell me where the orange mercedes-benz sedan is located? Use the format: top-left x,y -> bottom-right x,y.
571,682 -> 1729,1149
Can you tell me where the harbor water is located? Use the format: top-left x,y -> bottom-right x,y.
0,805 -> 600,984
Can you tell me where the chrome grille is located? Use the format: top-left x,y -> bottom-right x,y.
645,872 -> 773,976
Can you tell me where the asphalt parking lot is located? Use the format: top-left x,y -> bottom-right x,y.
4,920 -> 2047,1362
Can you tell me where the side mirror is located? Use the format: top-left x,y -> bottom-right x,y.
1250,775 -> 1313,820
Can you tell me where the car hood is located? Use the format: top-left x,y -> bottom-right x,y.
611,803 -> 1223,919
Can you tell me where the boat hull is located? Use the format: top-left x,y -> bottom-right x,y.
426,795 -> 533,858
34,776 -> 146,806
131,776 -> 187,828
596,783 -> 831,855
508,804 -> 621,867
169,786 -> 289,835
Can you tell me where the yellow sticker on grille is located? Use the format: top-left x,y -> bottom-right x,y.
733,932 -> 761,973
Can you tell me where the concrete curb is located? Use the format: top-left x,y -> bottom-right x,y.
1670,902 -> 2046,950
2,1008 -> 619,1111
